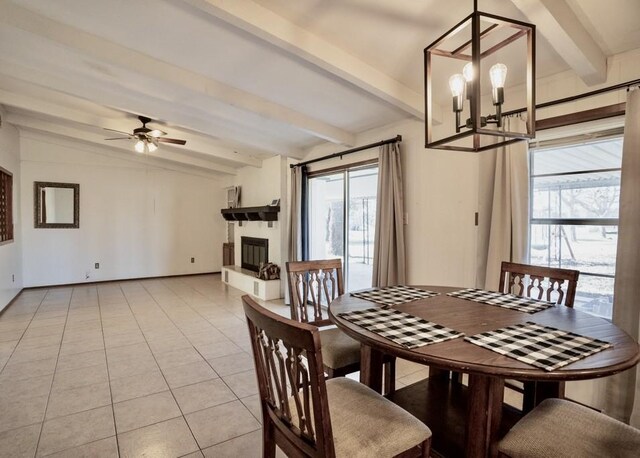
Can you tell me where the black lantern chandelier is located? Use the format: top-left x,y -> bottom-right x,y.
424,0 -> 536,152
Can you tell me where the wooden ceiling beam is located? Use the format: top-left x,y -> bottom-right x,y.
183,0 -> 442,123
511,0 -> 607,85
0,2 -> 355,147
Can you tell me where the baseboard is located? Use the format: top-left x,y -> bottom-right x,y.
23,271 -> 222,291
0,288 -> 25,318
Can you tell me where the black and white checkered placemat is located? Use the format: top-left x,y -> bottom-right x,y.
465,321 -> 612,371
447,288 -> 555,314
338,307 -> 463,349
350,285 -> 439,307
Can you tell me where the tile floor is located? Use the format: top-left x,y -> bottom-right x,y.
0,274 -> 434,457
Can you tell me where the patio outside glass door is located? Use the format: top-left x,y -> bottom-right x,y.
307,165 -> 378,292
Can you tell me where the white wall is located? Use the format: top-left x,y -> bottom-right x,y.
303,117 -> 480,288
230,155 -> 285,269
20,132 -> 226,287
0,109 -> 22,311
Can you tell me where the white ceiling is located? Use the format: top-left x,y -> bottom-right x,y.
0,0 -> 637,176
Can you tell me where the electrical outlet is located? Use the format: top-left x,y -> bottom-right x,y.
95,262 -> 100,269
191,257 -> 195,263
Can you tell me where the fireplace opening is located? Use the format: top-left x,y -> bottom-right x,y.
241,237 -> 269,272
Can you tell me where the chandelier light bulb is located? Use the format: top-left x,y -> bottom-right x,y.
134,140 -> 145,153
147,142 -> 158,153
489,63 -> 508,89
463,63 -> 474,82
448,73 -> 465,97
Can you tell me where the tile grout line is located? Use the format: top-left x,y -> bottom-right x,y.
143,279 -> 251,399
0,292 -> 48,375
161,277 -> 264,425
116,281 -> 203,454
160,277 -> 251,356
136,279 -> 260,450
32,287 -> 73,458
95,284 -> 122,458
34,287 -> 118,457
1,276 -> 263,456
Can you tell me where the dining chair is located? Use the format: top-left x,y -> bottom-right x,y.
498,261 -> 579,307
242,294 -> 432,458
286,259 -> 396,393
499,261 -> 580,413
498,398 -> 640,457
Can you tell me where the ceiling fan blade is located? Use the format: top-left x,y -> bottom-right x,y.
148,129 -> 167,138
104,137 -> 133,141
158,137 -> 187,145
104,128 -> 134,136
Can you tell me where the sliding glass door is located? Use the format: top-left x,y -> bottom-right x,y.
307,165 -> 378,292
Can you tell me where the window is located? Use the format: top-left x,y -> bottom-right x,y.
0,167 -> 13,243
529,133 -> 622,319
307,164 -> 378,292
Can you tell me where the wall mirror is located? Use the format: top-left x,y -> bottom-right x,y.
34,182 -> 80,228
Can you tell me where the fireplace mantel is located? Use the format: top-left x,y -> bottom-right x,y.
220,205 -> 279,222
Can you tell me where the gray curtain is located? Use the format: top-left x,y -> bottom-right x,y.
605,88 -> 640,426
288,166 -> 302,263
372,142 -> 406,287
484,117 -> 530,291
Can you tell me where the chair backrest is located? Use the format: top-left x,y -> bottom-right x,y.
242,295 -> 336,458
498,261 -> 580,307
286,259 -> 344,327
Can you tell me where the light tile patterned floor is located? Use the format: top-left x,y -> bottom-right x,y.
0,274 -> 431,457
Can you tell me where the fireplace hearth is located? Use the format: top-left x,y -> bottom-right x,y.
241,236 -> 269,272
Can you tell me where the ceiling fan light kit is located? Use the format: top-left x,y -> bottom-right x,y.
104,115 -> 186,154
424,0 -> 536,152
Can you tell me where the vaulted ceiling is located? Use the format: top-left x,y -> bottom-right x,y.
0,0 -> 638,176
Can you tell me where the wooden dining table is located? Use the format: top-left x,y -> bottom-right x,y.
328,285 -> 640,458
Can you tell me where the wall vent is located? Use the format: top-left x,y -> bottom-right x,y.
224,270 -> 229,283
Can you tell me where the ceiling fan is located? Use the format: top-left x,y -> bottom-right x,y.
104,116 -> 187,153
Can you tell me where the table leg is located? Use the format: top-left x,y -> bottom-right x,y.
360,344 -> 384,394
466,374 -> 504,458
523,381 -> 565,412
428,367 -> 451,381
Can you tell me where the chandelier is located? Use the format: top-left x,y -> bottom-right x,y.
424,0 -> 536,152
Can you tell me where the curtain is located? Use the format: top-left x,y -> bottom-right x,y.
288,166 -> 303,263
483,117 -> 530,291
372,142 -> 406,287
605,88 -> 640,426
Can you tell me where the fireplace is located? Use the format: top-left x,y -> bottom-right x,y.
241,236 -> 269,272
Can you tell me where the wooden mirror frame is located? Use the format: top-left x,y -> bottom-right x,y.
34,181 -> 80,229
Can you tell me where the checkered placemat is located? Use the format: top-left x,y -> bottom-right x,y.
447,288 -> 555,314
465,321 -> 612,371
338,307 -> 463,349
350,285 -> 439,307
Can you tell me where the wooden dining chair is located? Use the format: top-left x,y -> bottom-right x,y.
242,294 -> 432,458
498,261 -> 580,308
286,259 -> 395,393
499,261 -> 580,413
498,398 -> 640,457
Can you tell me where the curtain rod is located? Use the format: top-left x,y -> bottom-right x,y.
503,77 -> 640,117
290,134 -> 402,169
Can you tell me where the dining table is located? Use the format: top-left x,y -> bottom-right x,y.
328,285 -> 640,458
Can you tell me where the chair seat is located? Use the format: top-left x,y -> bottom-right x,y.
499,398 -> 640,458
319,327 -> 361,370
291,377 -> 431,457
